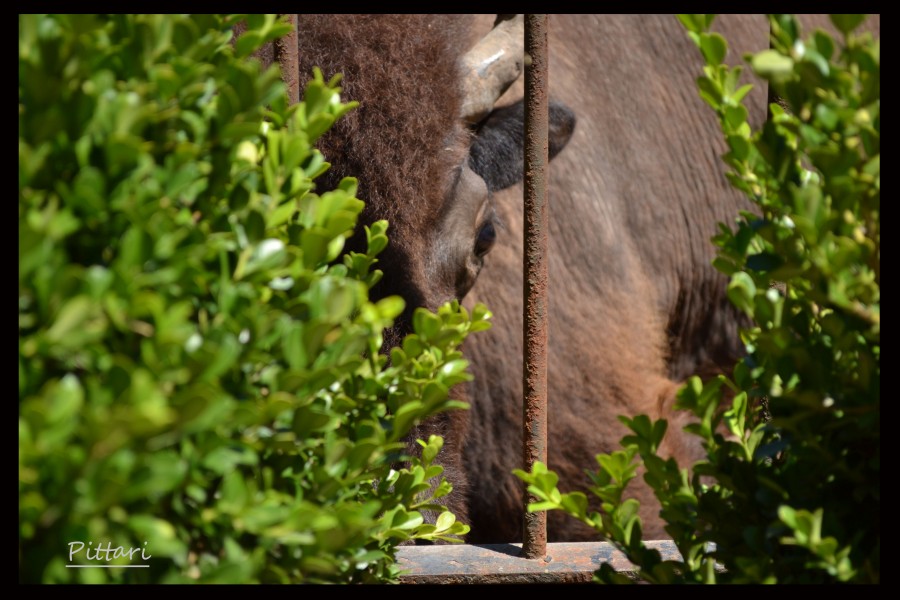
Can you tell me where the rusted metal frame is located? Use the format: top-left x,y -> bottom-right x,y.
397,541 -> 683,584
522,13 -> 550,560
274,14 -> 300,105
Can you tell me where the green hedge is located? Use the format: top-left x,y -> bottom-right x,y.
517,14 -> 879,584
19,14 -> 482,583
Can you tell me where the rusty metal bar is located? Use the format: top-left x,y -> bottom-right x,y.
397,541 -> 684,584
522,13 -> 549,560
274,14 -> 300,105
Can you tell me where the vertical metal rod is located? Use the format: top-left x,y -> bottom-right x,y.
274,14 -> 300,105
522,13 -> 549,560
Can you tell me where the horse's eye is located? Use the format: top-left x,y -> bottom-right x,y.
475,220 -> 497,258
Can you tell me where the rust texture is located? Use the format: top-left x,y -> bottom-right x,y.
274,14 -> 300,105
397,541 -> 683,584
522,13 -> 550,560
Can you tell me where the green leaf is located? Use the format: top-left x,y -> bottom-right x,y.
700,33 -> 727,66
218,470 -> 249,514
528,501 -> 560,512
239,238 -> 286,278
732,83 -> 754,104
727,271 -> 757,315
366,222 -> 389,257
234,30 -> 264,58
203,445 -> 259,475
677,14 -> 715,34
413,308 -> 441,340
127,516 -> 187,560
726,134 -> 751,162
751,50 -> 795,79
829,14 -> 866,34
376,296 -> 405,321
815,104 -> 839,131
392,509 -> 424,530
44,296 -> 97,344
560,492 -> 588,517
812,30 -> 835,61
803,49 -> 830,77
434,511 -> 456,531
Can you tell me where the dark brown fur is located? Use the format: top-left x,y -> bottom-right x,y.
295,15 -> 490,525
298,15 -> 470,304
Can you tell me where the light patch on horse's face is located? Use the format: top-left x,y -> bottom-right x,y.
425,163 -> 496,307
420,96 -> 575,311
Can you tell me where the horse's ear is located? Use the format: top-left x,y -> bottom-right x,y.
469,100 -> 575,192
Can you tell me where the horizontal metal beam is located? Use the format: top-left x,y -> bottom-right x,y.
396,541 -> 681,584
